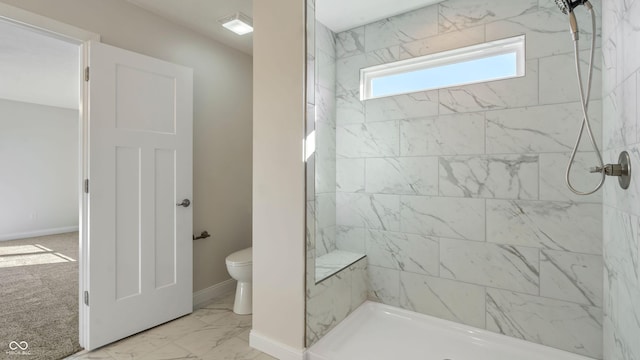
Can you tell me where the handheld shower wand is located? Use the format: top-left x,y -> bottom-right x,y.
559,1 -> 631,193
558,0 -> 609,195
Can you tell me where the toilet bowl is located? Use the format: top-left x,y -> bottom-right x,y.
225,247 -> 252,315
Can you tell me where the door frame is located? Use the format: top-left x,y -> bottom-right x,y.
0,3 -> 99,349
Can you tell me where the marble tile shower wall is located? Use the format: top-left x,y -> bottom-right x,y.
305,2 -> 369,347
315,20 -> 337,257
601,1 -> 640,360
334,0 -> 604,358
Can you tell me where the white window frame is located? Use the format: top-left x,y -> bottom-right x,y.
360,35 -> 526,100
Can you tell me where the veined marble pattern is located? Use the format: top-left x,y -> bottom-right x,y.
368,265 -> 400,306
538,152 -> 604,204
540,249 -> 603,306
364,91 -> 439,122
399,272 -> 486,328
485,101 -> 603,154
486,200 -> 602,254
399,25 -> 485,59
68,292 -> 275,360
438,0 -> 538,33
485,9 -> 600,60
336,90 -> 365,125
336,121 -> 399,158
365,157 -> 438,195
400,196 -> 485,241
366,229 -> 439,276
336,26 -> 365,59
307,258 -> 368,345
439,61 -> 539,114
539,50 -> 603,105
400,113 -> 485,156
602,75 -> 637,150
439,155 -> 539,199
336,192 -> 400,231
336,158 -> 365,193
603,206 -> 640,360
336,225 -> 366,253
486,288 -> 603,358
440,239 -> 540,295
364,5 -> 438,52
315,250 -> 366,282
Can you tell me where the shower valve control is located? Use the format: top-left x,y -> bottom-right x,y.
588,151 -> 631,190
589,164 -> 627,177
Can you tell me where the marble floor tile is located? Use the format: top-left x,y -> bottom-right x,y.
66,291 -> 275,360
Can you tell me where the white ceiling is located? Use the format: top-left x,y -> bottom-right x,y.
317,0 -> 445,33
126,0 -> 445,56
127,0 -> 253,55
0,20 -> 79,110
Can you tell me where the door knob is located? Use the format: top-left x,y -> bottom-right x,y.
177,199 -> 191,207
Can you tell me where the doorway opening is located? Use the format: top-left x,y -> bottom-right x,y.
0,14 -> 88,360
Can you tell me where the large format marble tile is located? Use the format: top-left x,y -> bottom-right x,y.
364,5 -> 439,51
336,90 -> 365,125
440,239 -> 540,294
336,121 -> 399,158
538,152 -> 603,203
439,0 -> 538,33
364,91 -> 439,122
399,272 -> 486,328
486,288 -> 603,358
336,26 -> 365,59
603,207 -> 640,360
486,9 -> 600,60
400,195 -> 485,241
540,249 -> 603,306
486,200 -> 602,254
439,60 -> 539,114
336,54 -> 367,95
620,0 -> 640,80
336,158 -> 365,193
368,265 -> 401,306
336,193 -> 400,231
366,229 -> 439,276
602,75 -> 637,150
336,226 -> 366,253
400,113 -> 485,156
307,270 -> 353,345
539,50 -> 603,105
399,25 -> 485,59
365,157 -> 439,195
439,155 -> 539,199
486,101 -> 603,154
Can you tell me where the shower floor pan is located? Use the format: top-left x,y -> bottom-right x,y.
307,301 -> 594,360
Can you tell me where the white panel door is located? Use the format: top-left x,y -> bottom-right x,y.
86,41 -> 193,350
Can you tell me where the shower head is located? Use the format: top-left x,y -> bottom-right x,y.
555,0 -> 571,14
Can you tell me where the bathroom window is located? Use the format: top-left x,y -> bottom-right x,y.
360,35 -> 526,100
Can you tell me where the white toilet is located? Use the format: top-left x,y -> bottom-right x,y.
225,247 -> 252,315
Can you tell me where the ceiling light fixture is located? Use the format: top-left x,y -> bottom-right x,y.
218,12 -> 253,35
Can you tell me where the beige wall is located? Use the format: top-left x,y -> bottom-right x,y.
0,0 -> 253,292
252,0 -> 306,353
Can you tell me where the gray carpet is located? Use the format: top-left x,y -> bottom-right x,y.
0,232 -> 82,360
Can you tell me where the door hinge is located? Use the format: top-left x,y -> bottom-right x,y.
84,291 -> 89,306
84,179 -> 89,194
84,67 -> 90,82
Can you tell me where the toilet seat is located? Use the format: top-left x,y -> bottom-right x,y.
226,247 -> 252,266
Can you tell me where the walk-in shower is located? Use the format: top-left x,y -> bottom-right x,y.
305,0 -> 611,359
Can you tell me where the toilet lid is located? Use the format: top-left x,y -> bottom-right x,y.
226,247 -> 252,266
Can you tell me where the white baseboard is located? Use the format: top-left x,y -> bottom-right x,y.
250,330 -> 306,360
192,278 -> 236,309
0,226 -> 79,241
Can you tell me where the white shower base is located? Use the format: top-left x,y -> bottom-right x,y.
307,301 -> 594,360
